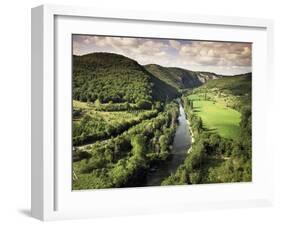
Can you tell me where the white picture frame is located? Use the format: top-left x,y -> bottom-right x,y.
31,4 -> 274,221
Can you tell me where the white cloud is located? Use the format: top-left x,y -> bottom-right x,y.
178,41 -> 252,68
73,35 -> 252,75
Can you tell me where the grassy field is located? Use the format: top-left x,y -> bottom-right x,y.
73,100 -> 157,125
188,94 -> 241,139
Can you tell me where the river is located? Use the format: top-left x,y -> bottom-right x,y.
144,101 -> 192,186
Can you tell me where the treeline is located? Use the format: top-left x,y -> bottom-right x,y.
90,99 -> 162,112
162,96 -> 252,185
73,102 -> 179,189
73,110 -> 158,146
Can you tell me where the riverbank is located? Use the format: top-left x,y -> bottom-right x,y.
185,112 -> 194,154
144,102 -> 192,186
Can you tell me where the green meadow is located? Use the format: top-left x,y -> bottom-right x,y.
188,94 -> 241,139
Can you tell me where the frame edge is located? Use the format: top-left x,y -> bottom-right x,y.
30,4 -> 275,220
31,5 -> 44,221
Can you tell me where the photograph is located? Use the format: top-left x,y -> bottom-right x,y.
72,35 -> 252,190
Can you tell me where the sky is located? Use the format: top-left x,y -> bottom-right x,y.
73,35 -> 252,75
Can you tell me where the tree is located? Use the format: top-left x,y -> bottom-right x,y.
159,135 -> 168,153
136,99 -> 152,110
131,134 -> 147,158
109,159 -> 128,186
94,99 -> 101,106
190,100 -> 193,109
240,107 -> 252,137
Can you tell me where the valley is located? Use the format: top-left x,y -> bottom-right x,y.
72,52 -> 252,189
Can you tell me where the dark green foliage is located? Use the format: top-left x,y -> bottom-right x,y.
93,102 -> 131,111
73,53 -> 179,104
73,108 -> 82,118
73,110 -> 158,146
136,99 -> 152,110
72,149 -> 92,162
240,106 -> 252,138
73,102 -> 179,189
183,100 -> 203,136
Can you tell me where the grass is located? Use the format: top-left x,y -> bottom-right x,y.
194,74 -> 252,111
189,94 -> 241,139
73,100 -> 157,124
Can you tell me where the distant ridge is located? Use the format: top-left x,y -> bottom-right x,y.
144,64 -> 222,90
73,52 -> 249,105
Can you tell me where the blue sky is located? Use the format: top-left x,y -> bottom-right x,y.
73,35 -> 252,75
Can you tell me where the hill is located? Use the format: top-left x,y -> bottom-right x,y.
196,73 -> 252,111
73,53 -> 179,105
144,64 -> 221,90
201,73 -> 252,96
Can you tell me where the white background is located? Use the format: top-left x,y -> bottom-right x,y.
0,0 -> 280,225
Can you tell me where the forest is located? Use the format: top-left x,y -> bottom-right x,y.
72,52 -> 252,189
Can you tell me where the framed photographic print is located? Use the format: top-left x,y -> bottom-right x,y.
31,4 -> 274,221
